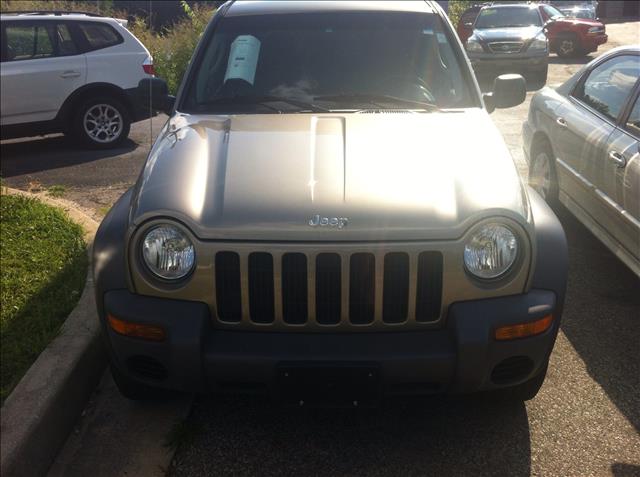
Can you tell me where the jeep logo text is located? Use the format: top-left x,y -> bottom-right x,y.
308,215 -> 349,229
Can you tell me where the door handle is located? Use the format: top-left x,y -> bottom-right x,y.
556,117 -> 568,128
60,70 -> 81,78
608,151 -> 627,168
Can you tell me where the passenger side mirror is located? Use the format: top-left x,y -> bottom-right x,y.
137,78 -> 176,116
483,74 -> 526,113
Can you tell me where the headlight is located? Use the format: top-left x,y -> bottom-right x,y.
588,26 -> 602,34
466,40 -> 483,53
464,223 -> 518,279
142,224 -> 195,280
528,32 -> 548,52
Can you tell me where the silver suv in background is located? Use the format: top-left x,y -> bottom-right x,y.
0,11 -> 155,148
466,4 -> 549,85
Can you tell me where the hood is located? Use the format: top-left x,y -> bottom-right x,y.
555,17 -> 602,27
130,110 -> 529,241
472,25 -> 542,43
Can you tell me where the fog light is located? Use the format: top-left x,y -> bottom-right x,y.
494,314 -> 553,341
108,314 -> 166,342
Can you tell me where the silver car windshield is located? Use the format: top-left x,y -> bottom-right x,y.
183,11 -> 475,113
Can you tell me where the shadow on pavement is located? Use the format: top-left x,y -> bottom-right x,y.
554,205 -> 640,432
611,463 -> 640,477
0,135 -> 137,178
171,394 -> 531,477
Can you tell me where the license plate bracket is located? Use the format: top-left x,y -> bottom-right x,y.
277,363 -> 380,407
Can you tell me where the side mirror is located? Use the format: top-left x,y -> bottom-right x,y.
137,78 -> 175,116
483,74 -> 526,113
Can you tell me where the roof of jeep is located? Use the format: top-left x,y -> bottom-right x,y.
225,1 -> 437,17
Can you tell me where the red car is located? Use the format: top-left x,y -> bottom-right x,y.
457,2 -> 607,57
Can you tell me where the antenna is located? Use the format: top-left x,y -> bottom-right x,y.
148,0 -> 153,155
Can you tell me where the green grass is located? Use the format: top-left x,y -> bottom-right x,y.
0,194 -> 87,402
47,185 -> 67,198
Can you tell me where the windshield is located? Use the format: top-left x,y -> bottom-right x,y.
182,11 -> 475,113
560,7 -> 595,19
475,7 -> 542,29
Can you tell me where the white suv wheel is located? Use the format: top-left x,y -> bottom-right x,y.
83,103 -> 123,143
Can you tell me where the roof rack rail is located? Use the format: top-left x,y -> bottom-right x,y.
0,10 -> 106,17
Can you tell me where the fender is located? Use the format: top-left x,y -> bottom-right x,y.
93,188 -> 133,319
528,186 -> 568,309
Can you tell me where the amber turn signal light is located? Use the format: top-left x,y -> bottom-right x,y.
494,314 -> 553,341
108,314 -> 166,342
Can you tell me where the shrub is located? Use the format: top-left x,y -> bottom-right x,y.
130,2 -> 216,94
447,0 -> 477,29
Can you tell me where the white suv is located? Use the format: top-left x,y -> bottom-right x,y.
0,11 -> 154,148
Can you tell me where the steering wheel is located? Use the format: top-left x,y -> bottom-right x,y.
374,75 -> 437,104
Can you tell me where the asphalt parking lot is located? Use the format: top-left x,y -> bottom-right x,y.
3,21 -> 639,477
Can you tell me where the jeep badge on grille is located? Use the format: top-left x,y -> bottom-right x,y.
308,215 -> 349,229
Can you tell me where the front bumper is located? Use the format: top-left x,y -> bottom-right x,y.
582,33 -> 608,51
470,53 -> 548,78
102,288 -> 560,398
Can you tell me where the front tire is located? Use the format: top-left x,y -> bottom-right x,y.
72,96 -> 131,149
530,65 -> 548,88
555,35 -> 581,58
110,364 -> 163,401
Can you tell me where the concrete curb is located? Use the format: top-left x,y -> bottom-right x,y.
1,188 -> 106,477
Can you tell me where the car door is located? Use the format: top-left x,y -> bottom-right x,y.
553,53 -> 639,215
0,20 -> 86,126
603,90 -> 640,267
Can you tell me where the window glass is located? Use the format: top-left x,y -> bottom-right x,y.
542,5 -> 564,20
184,11 -> 475,113
56,24 -> 77,56
4,25 -> 54,61
475,7 -> 542,29
78,22 -> 121,50
625,96 -> 640,138
574,55 -> 640,121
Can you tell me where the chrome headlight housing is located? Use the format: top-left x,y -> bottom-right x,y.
466,39 -> 483,53
528,32 -> 548,52
464,223 -> 519,280
141,224 -> 195,280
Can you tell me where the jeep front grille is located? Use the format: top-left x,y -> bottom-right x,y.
213,250 -> 443,330
487,41 -> 524,54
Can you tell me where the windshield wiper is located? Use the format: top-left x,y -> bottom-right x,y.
313,93 -> 439,111
200,94 -> 329,113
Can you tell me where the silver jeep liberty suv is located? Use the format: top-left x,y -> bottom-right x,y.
94,1 -> 567,405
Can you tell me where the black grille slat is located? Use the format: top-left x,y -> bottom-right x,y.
215,252 -> 242,322
282,253 -> 308,324
316,254 -> 341,324
383,253 -> 409,323
248,252 -> 275,323
349,253 -> 375,324
415,252 -> 443,322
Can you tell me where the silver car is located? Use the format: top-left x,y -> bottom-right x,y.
466,4 -> 549,85
94,0 -> 567,405
523,46 -> 640,276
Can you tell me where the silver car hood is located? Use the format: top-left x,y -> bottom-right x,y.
130,110 -> 529,241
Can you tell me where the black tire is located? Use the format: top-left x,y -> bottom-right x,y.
71,96 -> 131,149
555,35 -> 581,58
530,65 -> 548,88
110,363 -> 163,401
529,141 -> 559,206
502,361 -> 549,401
